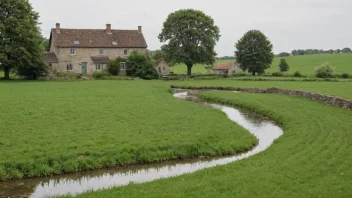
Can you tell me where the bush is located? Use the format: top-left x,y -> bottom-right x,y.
293,71 -> 302,77
278,58 -> 289,72
108,57 -> 126,75
340,73 -> 350,79
272,72 -> 284,77
93,71 -> 110,80
315,62 -> 335,78
126,51 -> 159,80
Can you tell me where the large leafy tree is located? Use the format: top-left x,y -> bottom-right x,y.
0,0 -> 46,79
158,9 -> 220,76
235,30 -> 274,75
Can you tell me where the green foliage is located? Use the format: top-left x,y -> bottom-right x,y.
0,81 -> 256,179
277,52 -> 290,57
278,58 -> 289,72
108,57 -> 126,75
159,9 -> 220,76
315,62 -> 335,78
151,50 -> 166,61
293,71 -> 302,77
340,73 -> 350,79
272,72 -> 284,77
126,51 -> 159,80
92,71 -> 111,79
0,0 -> 46,79
235,30 -> 274,76
41,37 -> 50,51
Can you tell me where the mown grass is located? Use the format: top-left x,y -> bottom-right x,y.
170,80 -> 352,100
70,91 -> 352,198
172,53 -> 352,75
171,60 -> 234,74
0,80 -> 257,180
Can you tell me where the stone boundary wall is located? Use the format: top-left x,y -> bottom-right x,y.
171,86 -> 352,110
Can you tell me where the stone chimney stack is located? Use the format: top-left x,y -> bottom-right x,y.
106,24 -> 112,34
138,26 -> 142,33
56,23 -> 60,33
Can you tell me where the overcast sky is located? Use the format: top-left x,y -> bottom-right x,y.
29,0 -> 351,56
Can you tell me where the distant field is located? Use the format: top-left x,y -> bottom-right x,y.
171,60 -> 234,74
172,53 -> 352,75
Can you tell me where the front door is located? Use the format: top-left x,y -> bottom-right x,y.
81,62 -> 87,74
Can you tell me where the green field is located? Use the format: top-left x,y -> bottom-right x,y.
171,59 -> 234,74
172,53 -> 352,75
0,81 -> 257,180
170,80 -> 352,100
69,90 -> 352,198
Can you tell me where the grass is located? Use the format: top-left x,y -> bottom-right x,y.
69,91 -> 352,198
170,80 -> 352,100
0,80 -> 257,180
172,53 -> 352,75
171,60 -> 234,74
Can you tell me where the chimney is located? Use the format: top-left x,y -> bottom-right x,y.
106,24 -> 112,34
56,23 -> 60,33
138,26 -> 142,33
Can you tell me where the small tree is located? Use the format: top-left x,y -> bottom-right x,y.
235,30 -> 274,76
159,9 -> 220,76
126,51 -> 159,80
279,58 -> 289,72
152,50 -> 166,61
108,57 -> 125,75
315,62 -> 334,78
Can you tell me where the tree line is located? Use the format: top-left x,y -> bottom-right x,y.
278,48 -> 351,57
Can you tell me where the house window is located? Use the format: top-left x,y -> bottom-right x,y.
120,62 -> 126,70
99,48 -> 104,55
158,67 -> 161,73
96,64 -> 102,71
70,48 -> 75,55
124,49 -> 128,56
67,63 -> 73,71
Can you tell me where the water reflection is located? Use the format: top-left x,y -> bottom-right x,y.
0,91 -> 283,198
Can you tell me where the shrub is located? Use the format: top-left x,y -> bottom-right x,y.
315,62 -> 335,78
293,71 -> 302,77
278,58 -> 289,72
93,71 -> 110,80
272,72 -> 284,77
108,57 -> 126,76
340,73 -> 350,79
126,51 -> 159,80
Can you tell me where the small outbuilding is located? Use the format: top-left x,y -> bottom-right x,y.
42,52 -> 59,70
212,62 -> 243,75
155,59 -> 170,76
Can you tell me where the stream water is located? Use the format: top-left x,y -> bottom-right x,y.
0,91 -> 283,198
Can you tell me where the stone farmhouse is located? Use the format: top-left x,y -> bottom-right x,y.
212,62 -> 243,75
44,23 -> 147,75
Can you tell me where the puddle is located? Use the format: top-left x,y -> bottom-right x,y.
0,91 -> 283,198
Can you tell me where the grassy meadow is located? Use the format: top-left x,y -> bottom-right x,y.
170,80 -> 352,100
70,90 -> 352,198
0,80 -> 257,180
172,53 -> 352,75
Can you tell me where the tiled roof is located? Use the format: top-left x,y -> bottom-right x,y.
91,56 -> 110,64
212,62 -> 234,70
51,29 -> 147,48
42,52 -> 58,63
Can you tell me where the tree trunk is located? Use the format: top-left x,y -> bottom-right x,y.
4,67 -> 10,80
187,64 -> 192,76
252,71 -> 256,76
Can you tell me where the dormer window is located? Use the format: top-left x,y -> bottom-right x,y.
99,48 -> 104,55
70,48 -> 75,55
74,40 -> 79,45
112,41 -> 117,46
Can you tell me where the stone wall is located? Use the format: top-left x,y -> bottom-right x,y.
171,86 -> 352,110
156,60 -> 170,76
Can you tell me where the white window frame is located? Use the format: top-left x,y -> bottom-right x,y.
120,62 -> 126,70
70,48 -> 75,55
124,49 -> 128,56
96,64 -> 102,71
67,63 -> 73,71
99,48 -> 104,55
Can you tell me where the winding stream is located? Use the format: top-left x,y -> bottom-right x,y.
0,91 -> 283,198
